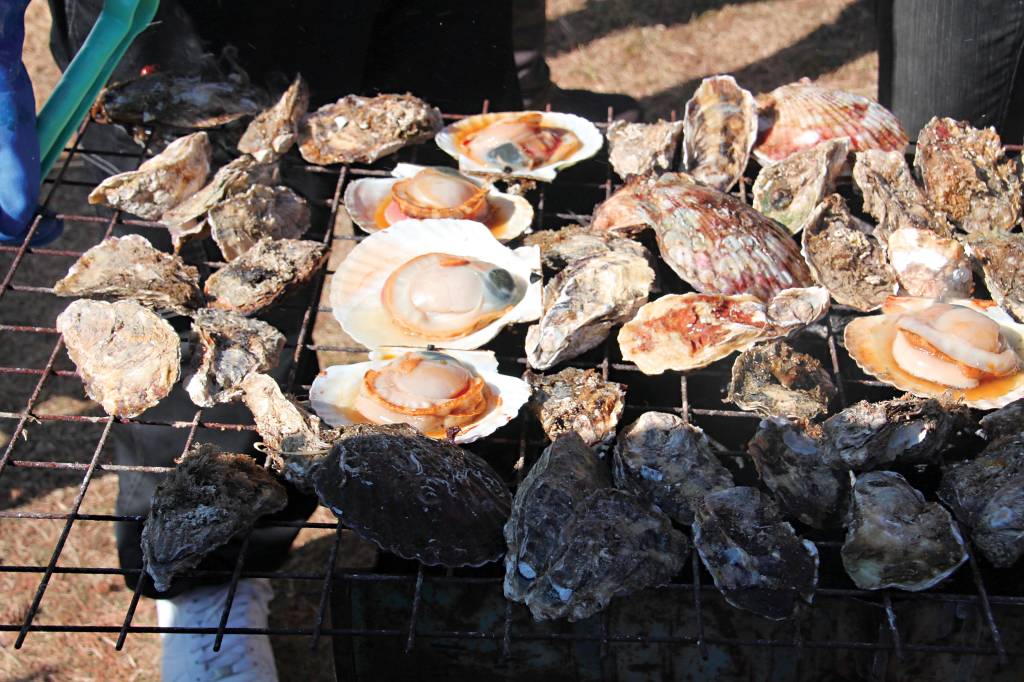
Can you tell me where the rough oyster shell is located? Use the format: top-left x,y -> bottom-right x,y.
752,138 -> 848,234
209,185 -> 311,261
52,234 -> 202,315
88,132 -> 212,220
727,340 -> 836,419
979,398 -> 1024,442
56,299 -> 180,418
524,367 -> 625,447
314,423 -> 512,567
915,117 -> 1023,234
964,232 -> 1024,322
298,93 -> 442,165
852,149 -> 953,241
887,227 -> 973,299
606,119 -> 683,179
613,411 -> 734,524
693,486 -> 819,620
682,75 -> 757,191
523,224 -> 648,271
842,471 -> 967,591
237,74 -> 309,163
204,238 -> 326,316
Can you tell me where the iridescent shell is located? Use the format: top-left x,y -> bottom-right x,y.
682,75 -> 757,191
752,138 -> 848,234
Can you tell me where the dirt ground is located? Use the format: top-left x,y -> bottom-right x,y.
4,1 -> 876,680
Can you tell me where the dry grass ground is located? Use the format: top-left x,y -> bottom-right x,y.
5,1 -> 876,680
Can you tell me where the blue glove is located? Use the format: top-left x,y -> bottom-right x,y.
0,0 -> 63,246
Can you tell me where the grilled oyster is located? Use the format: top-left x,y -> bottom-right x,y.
524,367 -> 625,447
693,486 -> 819,620
613,411 -> 734,524
88,132 -> 211,220
298,93 -> 442,165
887,227 -> 973,299
965,233 -> 1024,322
56,299 -> 180,418
727,340 -> 836,419
752,138 -> 848,234
314,423 -> 512,567
979,398 -> 1024,442
237,74 -> 309,162
52,234 -> 201,315
523,224 -> 648,271
208,185 -> 311,261
141,443 -> 287,592
842,471 -> 967,590
605,119 -> 684,178
682,75 -> 757,191
204,238 -> 326,315
853,149 -> 954,240
915,117 -> 1023,234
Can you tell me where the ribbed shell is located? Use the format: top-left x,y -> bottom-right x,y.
683,75 -> 758,191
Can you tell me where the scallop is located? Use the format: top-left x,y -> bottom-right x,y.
309,348 -> 529,444
682,75 -> 757,191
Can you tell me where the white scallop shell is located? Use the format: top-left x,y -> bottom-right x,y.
309,347 -> 530,444
330,218 -> 542,350
435,111 -> 604,181
342,163 -> 533,241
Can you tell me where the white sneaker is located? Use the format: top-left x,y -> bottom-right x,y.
156,578 -> 279,682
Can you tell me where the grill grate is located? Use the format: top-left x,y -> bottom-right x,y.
1,103 -> 1023,677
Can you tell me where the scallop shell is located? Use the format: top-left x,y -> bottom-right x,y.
309,347 -> 530,444
343,164 -> 533,241
844,297 -> 1024,409
683,75 -> 758,191
436,111 -> 603,181
330,219 -> 542,350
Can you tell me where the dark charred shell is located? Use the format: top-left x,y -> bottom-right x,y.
727,340 -> 836,420
524,368 -> 626,447
693,486 -> 819,620
208,185 -> 311,261
523,224 -> 650,271
237,74 -> 310,163
966,232 -> 1024,322
315,423 -> 511,567
746,417 -> 850,528
141,443 -> 287,592
204,238 -> 326,315
852,150 -> 954,241
682,75 -> 757,192
605,119 -> 684,179
842,471 -> 967,591
613,411 -> 734,524
751,137 -> 848,234
979,399 -> 1024,443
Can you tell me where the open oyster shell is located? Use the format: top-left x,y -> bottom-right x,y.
331,219 -> 541,350
237,74 -> 309,163
887,227 -> 973,299
524,367 -> 625,447
605,119 -> 683,179
205,238 -> 326,315
682,75 -> 757,191
208,185 -> 311,261
965,232 -> 1024,322
852,150 -> 953,241
727,340 -> 836,419
523,224 -> 648,271
752,138 -> 848,234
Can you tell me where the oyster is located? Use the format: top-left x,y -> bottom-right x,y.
298,93 -> 442,165
524,368 -> 624,447
842,471 -> 967,590
52,234 -> 201,315
526,249 -> 654,370
184,309 -> 285,407
852,150 -> 953,240
752,138 -> 848,234
343,164 -> 533,241
747,417 -> 850,528
844,297 -> 1024,409
753,80 -> 908,165
979,398 -> 1024,442
208,185 -> 311,261
56,299 -> 180,418
605,119 -> 684,178
965,232 -> 1024,322
682,75 -> 757,191
88,132 -> 212,220
204,238 -> 326,315
331,219 -> 541,350
314,423 -> 512,567
523,224 -> 648,270
800,194 -> 897,312
237,74 -> 309,162
915,117 -> 1023,234
693,486 -> 819,620
437,111 -> 602,182
887,226 -> 973,299
613,411 -> 734,524
141,443 -> 287,593
727,340 -> 836,419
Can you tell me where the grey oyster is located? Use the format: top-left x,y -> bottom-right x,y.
298,93 -> 442,165
752,138 -> 848,234
979,398 -> 1024,442
525,249 -> 654,370
141,443 -> 287,592
842,471 -> 967,591
605,119 -> 683,179
915,117 -> 1023,234
52,234 -> 201,315
209,185 -> 311,261
238,74 -> 310,162
965,232 -> 1024,322
693,486 -> 819,620
886,226 -> 973,299
56,299 -> 180,418
88,132 -> 211,221
315,423 -> 511,567
727,340 -> 836,420
853,149 -> 953,241
682,75 -> 757,192
184,310 -> 285,407
524,368 -> 626,447
613,411 -> 734,524
204,238 -> 326,315
747,417 -> 850,528
523,224 -> 649,271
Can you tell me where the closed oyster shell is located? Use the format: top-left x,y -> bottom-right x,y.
613,411 -> 734,524
204,238 -> 326,315
237,74 -> 309,162
524,224 -> 648,271
209,185 -> 311,261
682,75 -> 757,191
524,367 -> 626,447
314,423 -> 512,567
979,398 -> 1024,442
52,235 -> 202,315
842,471 -> 967,591
606,119 -> 683,179
693,486 -> 819,620
752,138 -> 848,234
727,340 -> 836,419
887,227 -> 973,299
965,232 -> 1024,322
853,150 -> 954,241
88,132 -> 212,220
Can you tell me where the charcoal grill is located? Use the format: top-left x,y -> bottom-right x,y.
1,104 -> 1023,681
